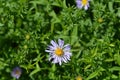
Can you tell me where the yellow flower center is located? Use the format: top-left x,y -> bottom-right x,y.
82,0 -> 88,6
55,48 -> 64,56
15,70 -> 21,75
25,34 -> 30,40
76,76 -> 82,80
24,45 -> 27,49
98,18 -> 103,23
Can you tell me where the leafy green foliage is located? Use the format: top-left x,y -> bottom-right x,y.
0,0 -> 120,80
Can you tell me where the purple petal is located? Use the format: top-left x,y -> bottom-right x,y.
58,39 -> 64,48
76,0 -> 83,9
63,44 -> 71,51
62,56 -> 68,63
57,57 -> 62,65
84,5 -> 89,10
51,40 -> 58,48
66,52 -> 72,56
45,50 -> 53,53
52,57 -> 58,63
47,45 -> 55,50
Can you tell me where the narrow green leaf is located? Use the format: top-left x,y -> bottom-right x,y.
71,26 -> 78,45
86,67 -> 105,80
108,2 -> 114,12
109,66 -> 120,71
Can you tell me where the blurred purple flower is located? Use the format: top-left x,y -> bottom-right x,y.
11,67 -> 22,79
45,39 -> 72,65
76,0 -> 90,10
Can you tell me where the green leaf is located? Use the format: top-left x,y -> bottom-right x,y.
109,66 -> 120,71
105,58 -> 114,62
108,2 -> 114,12
29,63 -> 41,79
86,67 -> 105,80
51,64 -> 56,72
0,23 -> 4,26
71,26 -> 78,45
114,53 -> 120,66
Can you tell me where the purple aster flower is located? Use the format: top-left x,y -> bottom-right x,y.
45,39 -> 72,65
76,0 -> 90,10
11,67 -> 22,79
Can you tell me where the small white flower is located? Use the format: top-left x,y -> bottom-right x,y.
45,39 -> 72,65
76,0 -> 90,10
